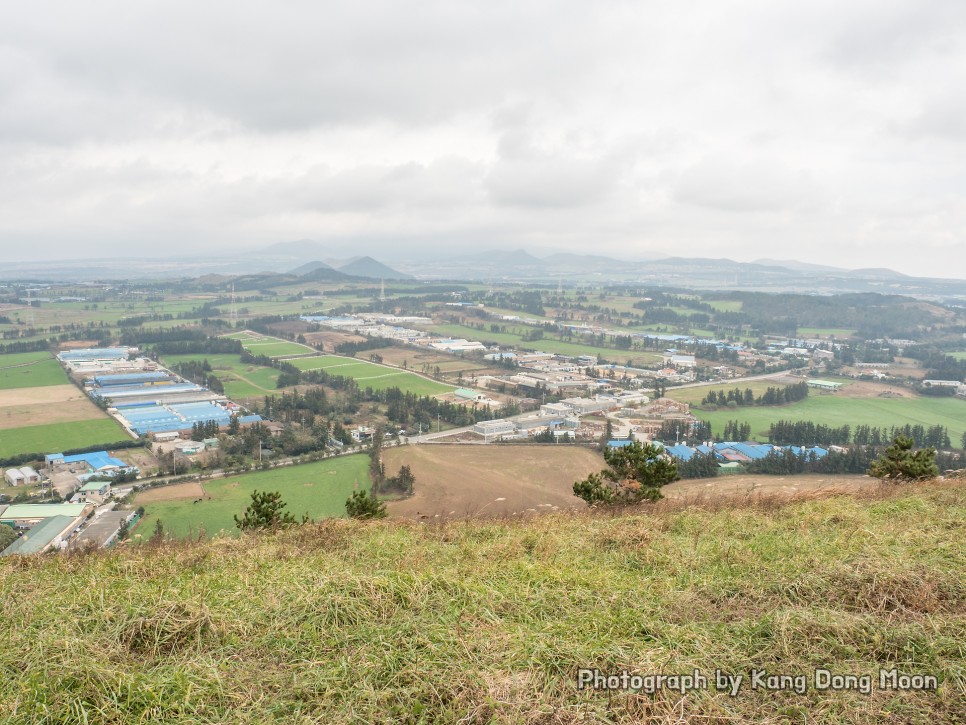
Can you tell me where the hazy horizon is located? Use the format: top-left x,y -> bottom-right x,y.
1,1 -> 964,278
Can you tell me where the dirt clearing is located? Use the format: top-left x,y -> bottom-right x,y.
665,473 -> 878,500
0,384 -> 88,407
136,482 -> 206,503
0,384 -> 105,430
383,445 -> 605,520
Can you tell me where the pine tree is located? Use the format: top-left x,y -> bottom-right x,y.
574,441 -> 679,505
234,490 -> 301,530
868,436 -> 939,482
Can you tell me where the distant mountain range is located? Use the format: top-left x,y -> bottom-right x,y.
0,241 -> 962,300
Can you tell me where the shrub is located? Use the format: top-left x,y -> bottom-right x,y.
345,490 -> 387,519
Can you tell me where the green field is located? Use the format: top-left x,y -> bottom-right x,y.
240,340 -> 315,358
668,379 -> 798,405
686,393 -> 966,443
426,322 -> 662,366
949,351 -> 966,361
163,352 -> 454,397
0,352 -> 68,390
0,419 -> 130,459
706,299 -> 743,312
161,353 -> 282,398
135,455 -> 370,538
291,356 -> 455,395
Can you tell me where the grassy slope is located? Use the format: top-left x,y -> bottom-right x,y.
0,418 -> 130,459
134,455 -> 371,539
2,483 -> 964,723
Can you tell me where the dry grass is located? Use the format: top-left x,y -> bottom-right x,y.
135,482 -> 206,503
1,479 -> 963,723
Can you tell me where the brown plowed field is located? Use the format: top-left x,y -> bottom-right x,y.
0,384 -> 105,430
383,445 -> 879,520
135,482 -> 206,503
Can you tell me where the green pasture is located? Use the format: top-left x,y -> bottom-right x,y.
668,379 -> 800,405
0,419 -> 130,460
706,299 -> 743,312
290,357 -> 382,375
134,454 -> 371,538
291,355 -> 453,395
425,323 -> 662,365
241,340 -> 315,358
161,354 -> 282,398
0,352 -> 69,390
689,394 -> 966,444
22,299 -> 205,328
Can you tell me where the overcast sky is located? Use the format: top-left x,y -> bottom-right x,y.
1,0 -> 964,278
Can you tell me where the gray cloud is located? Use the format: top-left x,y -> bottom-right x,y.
0,0 -> 963,278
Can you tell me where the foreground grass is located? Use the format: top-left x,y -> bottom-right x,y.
1,482 -> 964,723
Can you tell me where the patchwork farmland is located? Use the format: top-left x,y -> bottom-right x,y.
0,351 -> 132,460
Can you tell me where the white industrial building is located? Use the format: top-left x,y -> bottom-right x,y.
663,353 -> 697,368
560,397 -> 615,415
540,402 -> 573,417
473,419 -> 517,441
4,469 -> 26,486
19,467 -> 41,484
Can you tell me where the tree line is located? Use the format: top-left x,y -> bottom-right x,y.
701,382 -> 809,407
746,445 -> 962,476
767,420 -> 954,449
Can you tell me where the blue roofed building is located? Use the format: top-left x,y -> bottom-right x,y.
46,451 -> 138,478
91,372 -> 176,387
664,444 -> 697,461
57,347 -> 131,362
